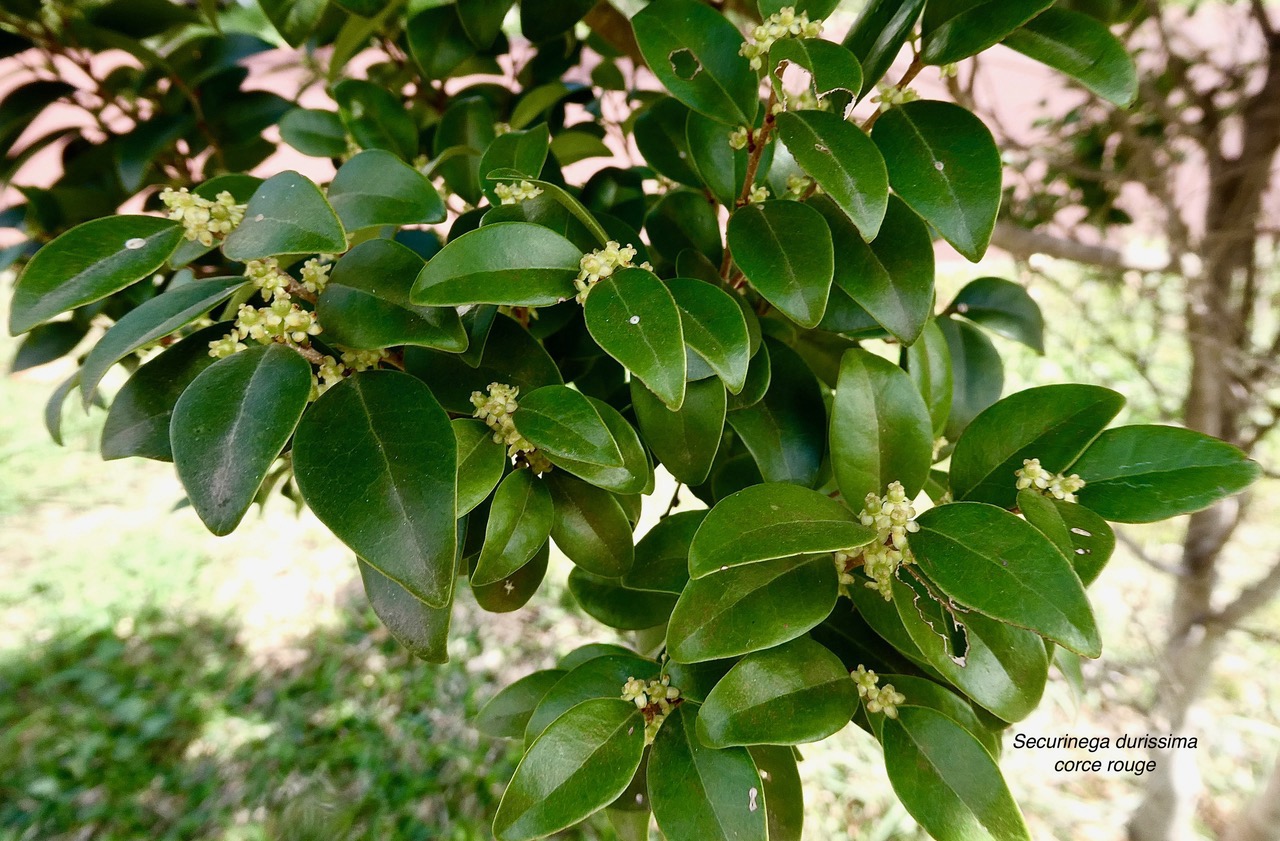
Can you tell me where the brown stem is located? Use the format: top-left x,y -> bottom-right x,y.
860,53 -> 924,133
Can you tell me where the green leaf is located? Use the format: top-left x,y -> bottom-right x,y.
1004,8 -> 1137,106
684,109 -> 770,208
434,96 -> 496,205
775,111 -> 889,240
830,348 -> 934,506
359,559 -> 452,663
494,699 -> 646,841
698,637 -> 857,747
912,502 -> 1101,657
259,0 -> 327,46
568,569 -> 679,630
554,397 -> 653,495
634,98 -> 703,186
171,344 -> 312,536
631,377 -> 725,486
222,171 -> 347,261
872,101 -> 1001,262
475,669 -> 567,739
319,238 -> 466,351
411,222 -> 581,307
668,554 -> 838,663
328,149 -> 446,231
728,201 -> 833,329
881,706 -> 1031,841
841,0 -> 925,90
100,323 -> 227,461
471,540 -> 549,613
43,371 -> 80,448
13,320 -> 86,372
667,278 -> 751,394
768,38 -> 863,102
551,131 -> 614,166
947,277 -> 1045,353
546,472 -> 636,577
689,483 -> 873,578
405,5 -> 476,80
905,319 -> 953,438
454,418 -> 507,517
472,470 -> 554,586
0,80 -> 75,159
748,745 -> 804,841
526,654 -> 660,741
1072,426 -> 1262,523
9,216 -> 183,334
648,705 -> 766,841
520,0 -> 594,42
645,189 -> 723,266
333,79 -> 418,161
938,316 -> 1003,440
631,0 -> 759,126
585,267 -> 686,409
726,339 -> 771,411
279,108 -> 348,157
878,673 -> 1002,757
80,276 -> 246,404
1017,490 -> 1114,586
489,173 -> 611,247
949,384 -> 1123,508
624,510 -> 706,595
513,385 -> 623,468
921,0 -> 1053,65
479,125 -> 552,203
727,337 -> 826,487
458,0 -> 512,47
293,371 -> 458,608
509,82 -> 572,130
813,194 -> 934,344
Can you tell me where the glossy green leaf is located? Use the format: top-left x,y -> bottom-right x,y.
775,111 -> 889,240
472,540 -> 549,613
684,109 -> 770,208
689,483 -> 873,578
259,0 -> 326,46
1004,8 -> 1137,106
359,559 -> 452,664
748,745 -> 804,841
913,502 -> 1101,657
551,397 -> 653,495
1072,425 -> 1262,523
475,669 -> 567,739
513,385 -> 623,468
546,472 -> 635,577
881,706 -> 1031,841
434,96 -> 496,205
726,339 -> 771,411
921,0 -> 1053,64
473,470 -> 554,586
830,348 -> 934,506
454,418 -> 506,517
631,0 -> 759,126
947,277 -> 1045,353
877,674 -> 1001,757
698,637 -> 857,747
9,216 -> 183,334
12,320 -> 86,372
557,644 -> 649,671
279,108 -> 347,158
479,125 -> 552,203
649,704 -> 766,841
624,510 -> 706,595
729,201 -> 833,328
938,316 -> 1003,440
551,131 -> 613,166
293,371 -> 458,608
585,268 -> 687,408
509,82 -> 572,131
319,238 -> 466,351
872,101 -> 1001,262
905,319 -> 953,438
328,150 -> 446,231
411,222 -> 581,307
171,344 -> 312,536
525,654 -> 660,741
634,97 -> 702,186
568,569 -> 679,630
100,323 -> 227,462
80,276 -> 246,404
520,0 -> 593,42
631,377 -> 725,486
727,338 -> 826,487
222,171 -> 347,261
841,0 -> 926,90
769,38 -> 863,103
489,173 -> 611,247
495,699 -> 646,841
405,5 -> 476,80
333,79 -> 417,161
667,278 -> 751,395
668,554 -> 838,663
1017,490 -> 1115,586
459,0 -> 513,47
949,384 -> 1123,508
645,189 -> 723,266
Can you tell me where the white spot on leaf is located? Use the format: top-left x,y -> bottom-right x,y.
124,238 -> 146,250
254,214 -> 265,222
748,787 -> 759,811
934,160 -> 945,171
629,315 -> 640,324
1070,527 -> 1092,537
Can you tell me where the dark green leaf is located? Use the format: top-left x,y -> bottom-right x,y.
43,371 -> 80,448
748,745 -> 803,841
1004,8 -> 1137,106
259,0 -> 327,46
726,339 -> 771,411
905,319 -> 953,438
568,569 -> 679,630
551,131 -> 614,165
729,201 -> 833,328
526,654 -> 660,741
645,189 -> 723,266
698,637 -> 857,747
775,111 -> 888,240
689,483 -> 873,578
0,80 -> 75,159
1072,426 -> 1262,523
480,125 -> 552,204
727,337 -> 826,487
359,559 -> 452,663
585,267 -> 686,408
171,343 -> 312,535
768,38 -> 863,102
877,673 -> 1001,756
841,0 -> 925,90
947,277 -> 1045,353
938,316 -> 1003,440
624,510 -> 706,595
454,418 -> 507,517
12,320 -> 87,372
471,538 -> 549,613
293,371 -> 458,607
279,108 -> 348,157
9,216 -> 182,334
513,385 -> 623,468
667,278 -> 751,395
411,222 -> 581,307
509,82 -> 572,130
921,0 -> 1054,64
328,150 -> 446,231
872,101 -> 1001,262
631,377 -> 725,486
459,0 -> 513,46
473,470 -> 554,586
222,171 -> 347,260
333,79 -> 417,161
405,5 -> 476,80
1016,490 -> 1114,586
494,699 -> 646,841
553,397 -> 653,495
546,472 -> 635,577
434,96 -> 496,205
520,0 -> 594,42
685,109 -> 768,208
634,98 -> 702,187
668,554 -> 838,663
475,669 -> 567,739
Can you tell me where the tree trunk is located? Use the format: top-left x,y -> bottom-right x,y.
1222,752 -> 1280,841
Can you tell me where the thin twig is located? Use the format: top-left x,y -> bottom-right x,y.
660,483 -> 683,519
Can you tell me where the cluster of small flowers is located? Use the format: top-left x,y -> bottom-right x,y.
748,184 -> 770,204
739,7 -> 824,71
159,187 -> 246,248
1016,458 -> 1086,503
208,258 -> 331,360
872,82 -> 920,113
313,348 -> 385,398
573,241 -> 653,304
494,180 -> 543,205
773,87 -> 828,116
470,382 -> 553,472
852,666 -> 905,718
839,481 -> 921,600
786,173 -> 817,198
622,675 -> 682,745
